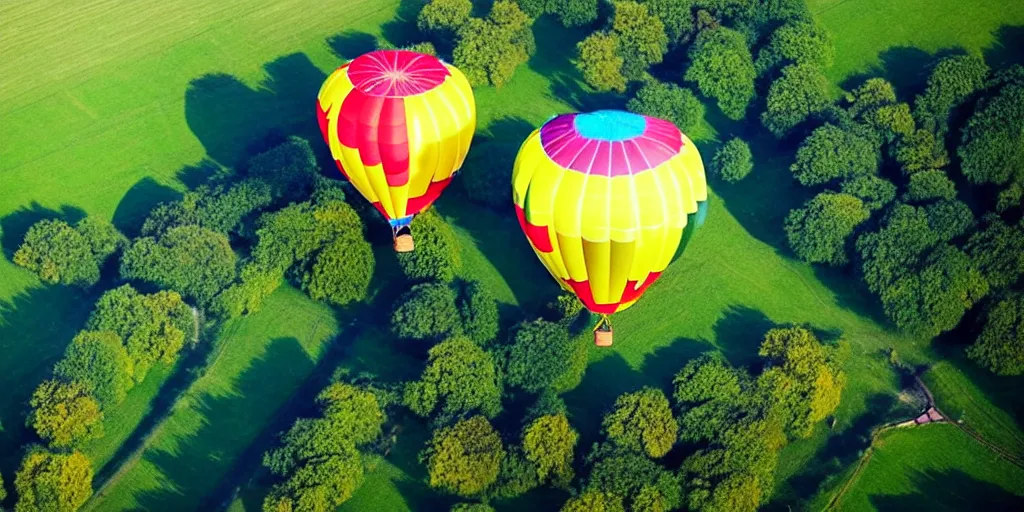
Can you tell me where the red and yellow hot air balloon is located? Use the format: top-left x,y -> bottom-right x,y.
316,50 -> 476,251
512,110 -> 709,346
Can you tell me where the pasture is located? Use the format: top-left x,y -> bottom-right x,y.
1,0 -> 1023,510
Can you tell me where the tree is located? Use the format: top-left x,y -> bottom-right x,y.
856,203 -> 940,294
74,217 -> 127,263
141,179 -> 274,237
461,139 -> 518,209
120,225 -> 237,306
424,416 -> 505,497
914,54 -> 989,135
418,0 -> 473,42
959,83 -> 1024,186
997,183 -> 1022,213
553,0 -> 600,27
791,124 -> 879,186
523,414 -> 578,487
404,337 -> 503,420
317,383 -> 385,446
87,285 -> 195,380
28,380 -> 103,449
252,199 -> 364,273
686,27 -> 755,120
211,263 -> 283,318
846,79 -> 915,142
491,448 -> 540,499
505,319 -> 586,393
611,1 -> 669,80
627,80 -> 704,132
397,209 -> 462,282
302,233 -> 374,306
601,387 -> 678,459
925,199 -> 975,242
881,244 -> 989,337
14,447 -> 93,512
968,294 -> 1024,376
673,355 -> 751,443
642,0 -> 695,47
457,281 -> 499,345
452,504 -> 496,512
964,216 -> 1024,289
246,137 -> 319,203
894,129 -> 949,174
785,192 -> 870,266
13,218 -> 118,287
757,327 -> 846,438
755,20 -> 833,75
584,444 -> 682,510
712,137 -> 753,183
263,418 -> 360,477
904,169 -> 957,203
54,330 -> 134,408
761,63 -> 831,137
840,175 -> 897,211
561,490 -> 626,512
454,1 -> 535,88
391,282 -> 462,342
263,444 -> 365,512
577,32 -> 627,92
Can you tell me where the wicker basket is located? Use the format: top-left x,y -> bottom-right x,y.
594,328 -> 613,347
393,233 -> 414,253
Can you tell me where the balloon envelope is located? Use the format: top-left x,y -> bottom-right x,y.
512,110 -> 708,315
316,50 -> 476,228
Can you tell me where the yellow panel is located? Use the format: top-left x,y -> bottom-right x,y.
404,94 -> 440,199
608,174 -> 638,243
557,232 -> 587,282
607,240 -> 636,303
580,175 -> 611,243
512,133 -> 543,206
552,167 -> 585,238
337,144 -> 378,203
582,239 -> 611,303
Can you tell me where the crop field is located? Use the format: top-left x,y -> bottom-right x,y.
1,0 -> 1023,511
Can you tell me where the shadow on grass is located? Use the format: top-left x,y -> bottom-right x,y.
984,25 -> 1024,70
0,202 -> 86,258
528,15 -> 623,112
381,0 -> 430,49
869,468 -> 1024,510
327,31 -> 379,60
712,305 -> 776,369
111,177 -> 182,238
840,46 -> 969,103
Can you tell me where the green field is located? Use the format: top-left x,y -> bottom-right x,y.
1,0 -> 1023,510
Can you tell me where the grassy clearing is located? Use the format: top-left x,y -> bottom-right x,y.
825,424 -> 1024,511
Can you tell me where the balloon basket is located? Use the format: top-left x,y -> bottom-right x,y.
594,327 -> 613,347
393,226 -> 414,253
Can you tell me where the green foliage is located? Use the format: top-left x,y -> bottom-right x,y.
419,0 -> 473,41
758,327 -> 846,438
755,20 -> 834,75
505,319 -> 585,393
791,124 -> 879,186
904,169 -> 957,203
404,41 -> 438,56
87,284 -> 195,380
561,490 -> 626,512
141,178 -> 273,237
317,383 -> 385,446
712,137 -> 753,183
454,1 -> 535,88
857,203 -> 940,294
397,209 -> 462,283
245,136 -> 319,202
840,175 -> 897,211
959,82 -> 1024,186
846,78 -> 897,118
263,444 -> 364,512
584,444 -> 682,510
404,337 -> 503,420
914,54 -> 989,135
211,263 -> 284,318
525,389 -> 570,424
627,80 -> 704,132
28,380 -> 104,449
391,282 -> 462,342
120,225 -> 237,306
894,129 -> 950,174
685,27 -> 755,120
514,0 -> 550,17
14,447 -> 93,512
761,63 -> 831,137
553,0 -> 600,27
523,414 -> 578,487
968,294 -> 1024,376
785,192 -> 870,266
461,140 -> 517,209
997,183 -> 1022,213
456,281 -> 499,345
423,416 -> 505,497
491,448 -> 540,499
642,0 -> 695,46
880,244 -> 988,337
252,199 -> 364,273
452,503 -> 496,512
602,387 -> 678,458
54,330 -> 134,408
924,199 -> 975,242
673,355 -> 751,443
302,233 -> 374,307
13,217 -> 125,287
577,32 -> 627,92
846,79 -> 915,142
611,1 -> 669,80
964,216 -> 1024,289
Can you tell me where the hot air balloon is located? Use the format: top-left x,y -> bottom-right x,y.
316,50 -> 476,252
512,110 -> 708,346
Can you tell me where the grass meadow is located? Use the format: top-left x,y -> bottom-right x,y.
1,0 -> 1023,510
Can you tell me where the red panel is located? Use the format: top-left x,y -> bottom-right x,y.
515,204 -> 553,253
563,271 -> 662,315
406,177 -> 452,215
347,50 -> 450,97
355,95 -> 385,167
379,97 -> 410,187
333,159 -> 350,180
337,89 -> 366,148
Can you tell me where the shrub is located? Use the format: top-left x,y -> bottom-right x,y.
397,209 -> 462,283
13,217 -> 125,287
391,282 -> 462,342
785,192 -> 870,266
54,330 -> 134,408
712,137 -> 754,183
120,225 -> 237,306
626,80 -> 704,132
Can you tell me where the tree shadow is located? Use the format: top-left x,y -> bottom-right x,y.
812,264 -> 894,328
711,305 -> 777,368
984,25 -> 1024,70
562,353 -> 652,448
0,284 -> 96,476
0,202 -> 86,259
327,31 -> 379,60
840,46 -> 968,103
528,15 -> 623,111
869,468 -> 1024,510
641,337 -> 716,389
381,0 -> 430,49
176,159 -> 225,191
111,177 -> 183,238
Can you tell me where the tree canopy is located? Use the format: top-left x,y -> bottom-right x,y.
642,0 -> 695,46
419,0 -> 473,43
523,413 -> 578,487
755,20 -> 834,75
301,233 -> 374,307
404,336 -> 503,420
914,54 -> 989,135
611,1 -> 669,80
968,294 -> 1024,376
456,280 -> 500,346
424,416 -> 506,497
686,27 -> 756,120
454,1 -> 535,88
28,380 -> 104,449
959,82 -> 1024,186
964,216 -> 1024,289
857,203 -> 940,294
904,169 -> 957,203
14,217 -> 126,287
584,444 -> 682,511
791,124 -> 879,186
601,387 -> 678,459
626,80 -> 704,132
577,32 -> 628,92
840,175 -> 897,211
54,330 -> 134,408
397,209 -> 462,283
120,224 -> 237,306
761,63 -> 832,137
14,447 -> 93,512
505,319 -> 586,393
712,137 -> 754,183
391,282 -> 462,343
785,192 -> 870,266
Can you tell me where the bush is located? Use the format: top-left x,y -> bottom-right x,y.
904,169 -> 957,203
397,209 -> 462,283
968,294 -> 1024,376
404,336 -> 503,420
13,217 -> 126,287
761,63 -> 831,137
755,20 -> 834,75
601,387 -> 678,458
391,282 -> 462,343
914,54 -> 989,135
506,319 -> 585,393
54,330 -> 134,408
785,192 -> 870,266
712,137 -> 754,183
457,281 -> 499,345
791,124 -> 879,186
840,175 -> 897,211
302,233 -> 375,306
577,32 -> 627,92
14,447 -> 93,512
686,27 -> 756,120
120,225 -> 237,306
28,380 -> 103,449
424,416 -> 505,497
626,80 -> 704,132
454,1 -> 535,88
